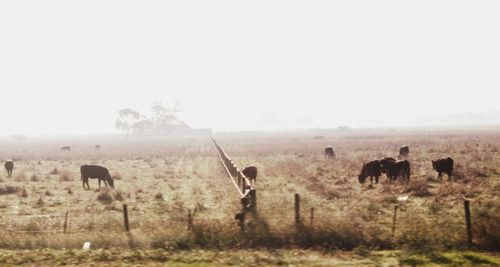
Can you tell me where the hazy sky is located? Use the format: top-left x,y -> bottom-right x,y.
0,1 -> 499,135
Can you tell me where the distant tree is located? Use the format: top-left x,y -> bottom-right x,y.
131,119 -> 154,133
149,102 -> 188,131
115,102 -> 189,136
115,108 -> 142,136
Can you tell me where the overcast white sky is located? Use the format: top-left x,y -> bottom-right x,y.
0,1 -> 499,135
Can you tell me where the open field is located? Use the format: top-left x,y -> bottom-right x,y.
0,129 -> 498,263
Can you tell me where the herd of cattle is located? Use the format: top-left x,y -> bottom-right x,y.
1,144 -> 454,190
324,145 -> 454,184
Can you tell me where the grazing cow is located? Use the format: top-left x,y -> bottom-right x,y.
4,160 -> 14,177
380,157 -> 396,177
242,165 -> 258,185
399,145 -> 410,157
61,146 -> 71,151
80,165 -> 114,189
324,146 -> 335,159
432,157 -> 454,181
358,160 -> 383,184
381,159 -> 411,182
95,145 -> 101,150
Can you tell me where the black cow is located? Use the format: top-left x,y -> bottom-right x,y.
358,160 -> 383,184
242,165 -> 258,185
61,146 -> 71,151
381,159 -> 410,182
432,157 -> 454,181
4,160 -> 13,177
324,146 -> 335,159
80,165 -> 114,189
95,145 -> 101,150
380,157 -> 396,177
399,145 -> 409,157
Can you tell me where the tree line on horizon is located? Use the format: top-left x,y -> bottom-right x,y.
115,102 -> 189,136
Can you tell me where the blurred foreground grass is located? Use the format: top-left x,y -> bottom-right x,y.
0,249 -> 498,266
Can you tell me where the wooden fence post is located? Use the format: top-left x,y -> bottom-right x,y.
63,211 -> 68,233
250,189 -> 257,211
239,198 -> 246,232
464,200 -> 473,246
123,204 -> 129,232
295,194 -> 300,225
310,208 -> 314,227
392,204 -> 399,237
188,209 -> 193,231
242,178 -> 246,193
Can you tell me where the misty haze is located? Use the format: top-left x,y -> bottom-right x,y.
0,1 -> 499,266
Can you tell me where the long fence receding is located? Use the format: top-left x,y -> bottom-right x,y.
211,138 -> 256,228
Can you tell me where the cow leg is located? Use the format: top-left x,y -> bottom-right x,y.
438,172 -> 442,180
98,178 -> 101,188
375,175 -> 379,184
83,177 -> 90,189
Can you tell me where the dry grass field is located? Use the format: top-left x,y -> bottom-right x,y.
0,129 -> 499,265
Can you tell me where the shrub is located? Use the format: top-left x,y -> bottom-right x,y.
154,192 -> 163,200
30,175 -> 40,182
114,190 -> 125,201
404,179 -> 431,197
111,172 -> 122,180
0,185 -> 22,195
19,188 -> 28,198
97,189 -> 114,204
14,172 -> 27,182
59,171 -> 74,182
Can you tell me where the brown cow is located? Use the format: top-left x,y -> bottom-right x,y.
4,160 -> 14,177
358,160 -> 383,184
399,145 -> 409,158
381,159 -> 410,182
324,146 -> 335,159
80,165 -> 114,189
242,166 -> 258,185
432,157 -> 454,181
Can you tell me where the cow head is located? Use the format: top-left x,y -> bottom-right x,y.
358,174 -> 367,184
107,175 -> 114,188
431,160 -> 436,170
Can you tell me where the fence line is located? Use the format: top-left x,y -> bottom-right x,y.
211,138 -> 256,232
211,138 -> 255,204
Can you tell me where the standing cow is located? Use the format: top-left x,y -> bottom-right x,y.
4,160 -> 14,177
80,165 -> 114,189
242,165 -> 258,185
381,159 -> 411,182
399,145 -> 410,158
432,157 -> 454,181
324,146 -> 335,159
